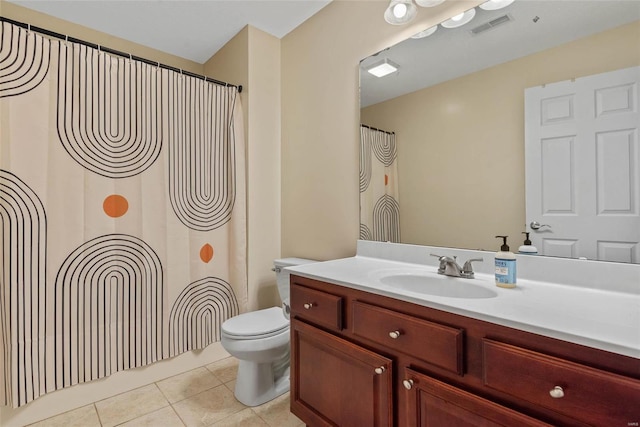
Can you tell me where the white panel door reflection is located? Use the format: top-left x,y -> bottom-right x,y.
525,66 -> 640,263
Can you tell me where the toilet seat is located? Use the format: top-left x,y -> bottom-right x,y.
222,307 -> 289,340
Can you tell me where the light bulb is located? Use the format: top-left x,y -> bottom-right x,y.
451,12 -> 465,22
479,0 -> 514,11
393,3 -> 408,18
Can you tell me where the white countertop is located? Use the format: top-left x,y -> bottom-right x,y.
287,254 -> 640,359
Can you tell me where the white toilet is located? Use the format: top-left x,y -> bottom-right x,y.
221,257 -> 315,406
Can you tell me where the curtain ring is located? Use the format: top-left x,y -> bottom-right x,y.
27,24 -> 31,35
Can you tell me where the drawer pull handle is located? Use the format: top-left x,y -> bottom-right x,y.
402,379 -> 414,390
389,330 -> 402,339
303,303 -> 314,309
549,386 -> 565,399
374,366 -> 386,375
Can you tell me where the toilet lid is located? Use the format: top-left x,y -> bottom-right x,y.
222,306 -> 289,338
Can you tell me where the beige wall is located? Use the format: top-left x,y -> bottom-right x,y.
205,27 -> 283,311
281,0 -> 485,261
361,21 -> 640,251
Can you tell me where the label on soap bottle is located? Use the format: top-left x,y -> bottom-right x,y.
495,258 -> 516,286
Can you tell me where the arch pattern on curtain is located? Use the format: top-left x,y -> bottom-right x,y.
169,277 -> 239,356
56,43 -> 163,178
167,76 -> 238,231
0,170 -> 48,406
0,21 -> 50,98
53,234 -> 164,389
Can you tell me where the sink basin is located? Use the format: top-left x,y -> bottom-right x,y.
379,273 -> 498,299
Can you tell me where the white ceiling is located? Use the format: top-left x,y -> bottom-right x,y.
7,0 -> 332,63
361,0 -> 640,107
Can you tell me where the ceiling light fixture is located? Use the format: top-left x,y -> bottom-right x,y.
366,58 -> 400,78
414,0 -> 445,7
384,0 -> 417,25
441,8 -> 476,28
411,25 -> 438,39
479,0 -> 515,11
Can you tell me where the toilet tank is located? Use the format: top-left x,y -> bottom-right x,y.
273,258 -> 316,301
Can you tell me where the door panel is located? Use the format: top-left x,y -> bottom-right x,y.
525,66 -> 640,262
403,368 -> 551,427
290,320 -> 393,427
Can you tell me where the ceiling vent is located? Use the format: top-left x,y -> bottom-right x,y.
470,14 -> 513,35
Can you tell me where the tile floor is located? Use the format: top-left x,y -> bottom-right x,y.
27,357 -> 305,427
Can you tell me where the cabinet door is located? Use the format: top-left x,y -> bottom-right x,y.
291,320 -> 393,427
403,368 -> 551,427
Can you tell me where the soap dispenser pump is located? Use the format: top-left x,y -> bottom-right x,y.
495,235 -> 517,288
518,232 -> 538,255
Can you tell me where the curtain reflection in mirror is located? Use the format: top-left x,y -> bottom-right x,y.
360,125 -> 401,243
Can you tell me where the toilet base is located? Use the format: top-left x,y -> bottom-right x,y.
233,361 -> 290,406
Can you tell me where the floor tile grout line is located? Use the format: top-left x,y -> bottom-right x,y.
166,381 -> 229,406
113,404 -> 185,427
208,406 -> 250,427
154,377 -> 174,404
93,402 -> 104,427
165,403 -> 187,427
156,366 -> 227,404
96,383 -> 171,427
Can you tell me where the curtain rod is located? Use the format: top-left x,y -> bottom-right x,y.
0,16 -> 243,93
361,124 -> 395,135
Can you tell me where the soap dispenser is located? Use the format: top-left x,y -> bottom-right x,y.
518,232 -> 538,255
495,236 -> 516,288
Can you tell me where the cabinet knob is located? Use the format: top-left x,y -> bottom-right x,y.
303,303 -> 314,309
374,366 -> 386,375
549,386 -> 565,399
389,330 -> 402,339
402,379 -> 414,390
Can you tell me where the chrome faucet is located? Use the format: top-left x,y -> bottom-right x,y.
430,254 -> 483,279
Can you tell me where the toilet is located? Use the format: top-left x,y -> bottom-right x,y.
221,257 -> 315,406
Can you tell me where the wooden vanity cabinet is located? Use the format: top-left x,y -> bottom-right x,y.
289,275 -> 640,427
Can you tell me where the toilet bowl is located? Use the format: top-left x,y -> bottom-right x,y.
220,258 -> 315,406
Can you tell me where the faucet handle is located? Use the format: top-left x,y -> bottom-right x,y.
461,258 -> 483,279
430,254 -> 457,262
430,254 -> 448,274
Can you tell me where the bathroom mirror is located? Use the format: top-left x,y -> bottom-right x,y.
359,0 -> 640,263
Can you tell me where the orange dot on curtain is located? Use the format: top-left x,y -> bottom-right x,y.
200,244 -> 214,263
103,194 -> 129,217
385,174 -> 389,186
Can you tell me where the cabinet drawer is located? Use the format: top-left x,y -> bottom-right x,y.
483,339 -> 640,426
290,284 -> 343,331
352,301 -> 463,375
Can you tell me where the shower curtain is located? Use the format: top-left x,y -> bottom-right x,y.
0,21 -> 247,407
359,125 -> 400,242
